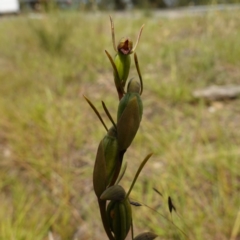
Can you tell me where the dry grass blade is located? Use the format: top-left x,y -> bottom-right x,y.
230,211 -> 240,240
168,196 -> 176,213
130,200 -> 142,207
153,187 -> 163,197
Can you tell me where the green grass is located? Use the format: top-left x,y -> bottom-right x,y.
0,9 -> 240,240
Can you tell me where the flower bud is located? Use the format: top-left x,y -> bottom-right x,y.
114,39 -> 132,91
127,78 -> 141,94
100,185 -> 126,201
109,16 -> 144,98
117,79 -> 143,151
133,232 -> 158,240
107,198 -> 132,240
93,127 -> 118,198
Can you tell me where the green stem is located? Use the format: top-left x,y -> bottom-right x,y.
109,150 -> 126,187
116,161 -> 127,185
98,200 -> 115,240
105,50 -> 124,100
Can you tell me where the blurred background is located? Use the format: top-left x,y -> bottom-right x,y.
1,0 -> 240,12
0,1 -> 240,240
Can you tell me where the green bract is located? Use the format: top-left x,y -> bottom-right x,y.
93,127 -> 118,198
127,78 -> 141,93
117,79 -> 143,151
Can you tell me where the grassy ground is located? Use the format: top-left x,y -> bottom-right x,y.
0,9 -> 240,240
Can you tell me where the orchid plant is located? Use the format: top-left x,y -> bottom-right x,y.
84,16 -> 158,240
